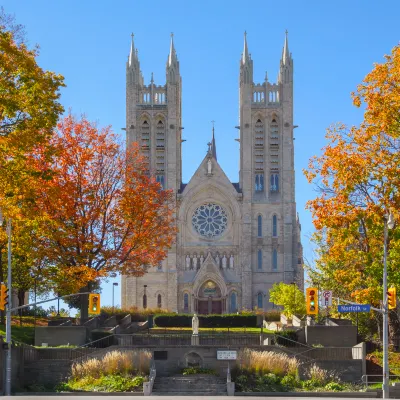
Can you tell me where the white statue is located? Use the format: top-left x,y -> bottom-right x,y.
222,254 -> 227,269
193,254 -> 198,270
207,158 -> 212,174
229,254 -> 234,269
215,253 -> 220,267
186,255 -> 191,270
200,254 -> 204,266
192,313 -> 199,335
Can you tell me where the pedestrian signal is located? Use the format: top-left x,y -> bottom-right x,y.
88,293 -> 100,315
306,287 -> 318,315
0,283 -> 9,311
388,287 -> 397,310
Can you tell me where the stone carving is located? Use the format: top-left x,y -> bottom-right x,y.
222,254 -> 227,269
186,255 -> 191,270
215,253 -> 220,267
207,158 -> 212,174
193,254 -> 198,270
230,254 -> 234,269
192,203 -> 228,239
192,313 -> 199,335
200,254 -> 204,266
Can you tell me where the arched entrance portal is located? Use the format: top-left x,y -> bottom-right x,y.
196,280 -> 224,314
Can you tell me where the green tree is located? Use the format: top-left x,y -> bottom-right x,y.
269,282 -> 306,317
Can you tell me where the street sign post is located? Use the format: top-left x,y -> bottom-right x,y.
337,304 -> 371,313
322,290 -> 333,306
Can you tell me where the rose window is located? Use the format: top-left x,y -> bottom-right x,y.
192,203 -> 228,238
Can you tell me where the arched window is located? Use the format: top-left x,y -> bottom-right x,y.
257,215 -> 262,237
255,174 -> 264,192
257,293 -> 263,309
270,173 -> 279,192
157,294 -> 162,309
257,249 -> 262,270
272,249 -> 278,270
184,293 -> 189,312
143,294 -> 147,309
272,215 -> 278,237
230,292 -> 237,312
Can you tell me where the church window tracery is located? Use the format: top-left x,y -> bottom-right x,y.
270,173 -> 279,192
192,203 -> 228,238
140,120 -> 150,171
157,294 -> 162,308
255,174 -> 264,192
254,119 -> 264,193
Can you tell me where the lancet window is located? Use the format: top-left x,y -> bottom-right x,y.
254,119 -> 264,193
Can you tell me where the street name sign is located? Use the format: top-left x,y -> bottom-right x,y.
217,350 -> 237,360
337,304 -> 371,313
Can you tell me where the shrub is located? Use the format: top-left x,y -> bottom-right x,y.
280,374 -> 301,389
237,349 -> 299,378
71,350 -> 151,379
306,364 -> 340,386
274,330 -> 298,346
154,313 -> 258,328
325,382 -> 344,392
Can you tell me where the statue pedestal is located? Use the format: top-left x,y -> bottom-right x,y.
191,334 -> 199,346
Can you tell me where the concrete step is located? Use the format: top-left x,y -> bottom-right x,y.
152,392 -> 226,396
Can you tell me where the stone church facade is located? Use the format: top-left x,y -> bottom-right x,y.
121,32 -> 304,313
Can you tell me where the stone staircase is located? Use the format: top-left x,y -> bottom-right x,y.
152,374 -> 227,396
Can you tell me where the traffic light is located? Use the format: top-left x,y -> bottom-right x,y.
388,287 -> 397,310
88,293 -> 100,315
306,287 -> 318,315
0,283 -> 9,311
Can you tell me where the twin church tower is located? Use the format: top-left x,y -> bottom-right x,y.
122,32 -> 304,313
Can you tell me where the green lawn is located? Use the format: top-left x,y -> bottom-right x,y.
0,325 -> 35,345
151,327 -> 273,334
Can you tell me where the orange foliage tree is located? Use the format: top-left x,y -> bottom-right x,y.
304,45 -> 400,335
35,115 -> 175,318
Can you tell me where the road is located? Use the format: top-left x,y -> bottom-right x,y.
8,397 -> 379,399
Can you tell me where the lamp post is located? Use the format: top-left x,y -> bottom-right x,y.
0,210 -> 12,396
112,282 -> 118,313
383,212 -> 394,399
143,285 -> 147,309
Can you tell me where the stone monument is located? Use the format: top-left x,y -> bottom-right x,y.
191,313 -> 199,345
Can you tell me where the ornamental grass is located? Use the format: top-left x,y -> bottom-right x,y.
71,350 -> 151,380
237,349 -> 299,378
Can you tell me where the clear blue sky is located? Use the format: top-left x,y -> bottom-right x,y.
3,0 -> 399,312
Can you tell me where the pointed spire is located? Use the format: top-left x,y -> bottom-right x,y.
242,31 -> 249,64
211,120 -> 217,160
168,32 -> 177,66
282,30 -> 290,65
151,72 -> 154,84
129,33 -> 136,67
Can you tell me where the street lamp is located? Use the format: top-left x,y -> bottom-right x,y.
0,210 -> 12,396
112,282 -> 118,313
383,211 -> 395,399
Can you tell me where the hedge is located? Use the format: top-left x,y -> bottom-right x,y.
154,313 -> 258,328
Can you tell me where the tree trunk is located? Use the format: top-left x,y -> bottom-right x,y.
18,288 -> 25,327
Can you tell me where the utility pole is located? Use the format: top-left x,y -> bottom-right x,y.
5,218 -> 12,396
